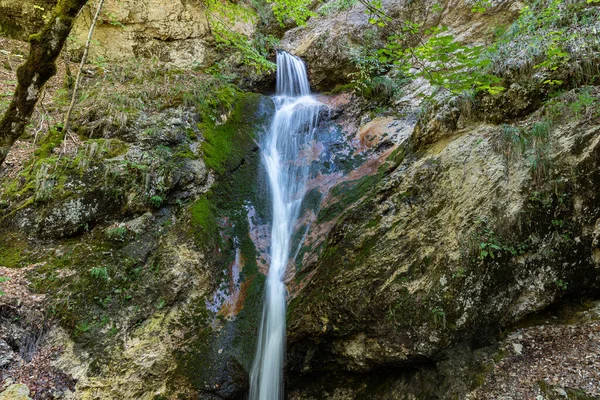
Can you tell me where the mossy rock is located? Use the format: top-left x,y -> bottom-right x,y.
172,92 -> 275,399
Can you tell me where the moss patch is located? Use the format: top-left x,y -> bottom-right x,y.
171,91 -> 274,395
190,195 -> 219,245
0,234 -> 28,268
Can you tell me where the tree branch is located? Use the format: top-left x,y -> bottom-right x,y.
0,0 -> 89,166
63,0 -> 105,137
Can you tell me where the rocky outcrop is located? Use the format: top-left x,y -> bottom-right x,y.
70,0 -> 215,67
0,82 -> 275,399
283,79 -> 600,400
0,384 -> 32,400
281,0 -> 523,91
0,0 -> 257,67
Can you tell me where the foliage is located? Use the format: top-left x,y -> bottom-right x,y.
391,28 -> 504,94
65,57 -> 239,136
498,118 -> 553,183
488,0 -> 600,84
348,0 -> 600,101
269,0 -> 315,26
543,87 -> 600,121
345,0 -> 504,98
90,266 -> 109,281
0,276 -> 9,296
202,0 -> 277,72
471,218 -> 527,260
471,0 -> 491,13
348,43 -> 403,101
555,279 -> 568,290
431,306 -> 446,327
105,225 -> 128,241
148,195 -> 164,208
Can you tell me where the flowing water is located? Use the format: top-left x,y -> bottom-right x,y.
249,51 -> 322,400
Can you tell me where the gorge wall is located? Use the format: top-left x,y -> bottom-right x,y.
1,0 -> 600,399
0,0 -> 252,67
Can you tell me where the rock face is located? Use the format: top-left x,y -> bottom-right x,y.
0,384 -> 32,400
281,0 -> 523,91
0,0 -> 54,40
281,76 -> 600,400
0,0 -> 257,67
1,0 -> 600,399
70,0 -> 214,66
0,80 -> 275,398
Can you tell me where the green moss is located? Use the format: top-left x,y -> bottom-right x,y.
172,91 -> 274,392
55,0 -> 87,19
329,83 -> 357,94
318,172 -> 383,223
190,195 -> 218,244
29,229 -> 159,340
98,139 -> 129,158
34,126 -> 64,159
199,90 -> 264,174
0,235 -> 27,268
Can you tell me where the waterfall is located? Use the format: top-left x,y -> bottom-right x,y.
249,51 -> 321,400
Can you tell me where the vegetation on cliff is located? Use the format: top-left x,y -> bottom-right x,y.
0,0 -> 88,165
1,0 -> 600,399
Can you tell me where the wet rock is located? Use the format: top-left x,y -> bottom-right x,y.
286,91 -> 600,397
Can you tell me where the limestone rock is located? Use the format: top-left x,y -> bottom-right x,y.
281,0 -> 523,90
0,384 -> 32,400
70,0 -> 213,66
0,0 -> 255,68
285,87 -> 600,397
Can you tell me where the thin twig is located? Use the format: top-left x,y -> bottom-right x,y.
63,0 -> 105,140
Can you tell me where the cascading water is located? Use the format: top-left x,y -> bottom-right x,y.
249,51 -> 321,400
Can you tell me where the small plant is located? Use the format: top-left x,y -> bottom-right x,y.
471,0 -> 491,13
555,279 -> 568,290
148,195 -> 164,208
452,268 -> 467,279
431,306 -> 446,327
157,298 -> 166,309
347,36 -> 392,97
105,225 -> 128,240
100,296 -> 112,308
0,276 -> 9,296
90,266 -> 109,281
544,88 -> 599,122
569,88 -> 598,119
472,218 -> 524,260
529,119 -> 551,141
75,321 -> 92,335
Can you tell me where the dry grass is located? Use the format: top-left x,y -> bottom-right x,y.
487,1 -> 600,84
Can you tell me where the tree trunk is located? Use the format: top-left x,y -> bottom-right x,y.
63,0 -> 105,135
0,0 -> 89,166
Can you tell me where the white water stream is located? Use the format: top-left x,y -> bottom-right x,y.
249,51 -> 321,400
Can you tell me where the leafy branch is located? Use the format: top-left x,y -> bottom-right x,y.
351,0 -> 504,95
